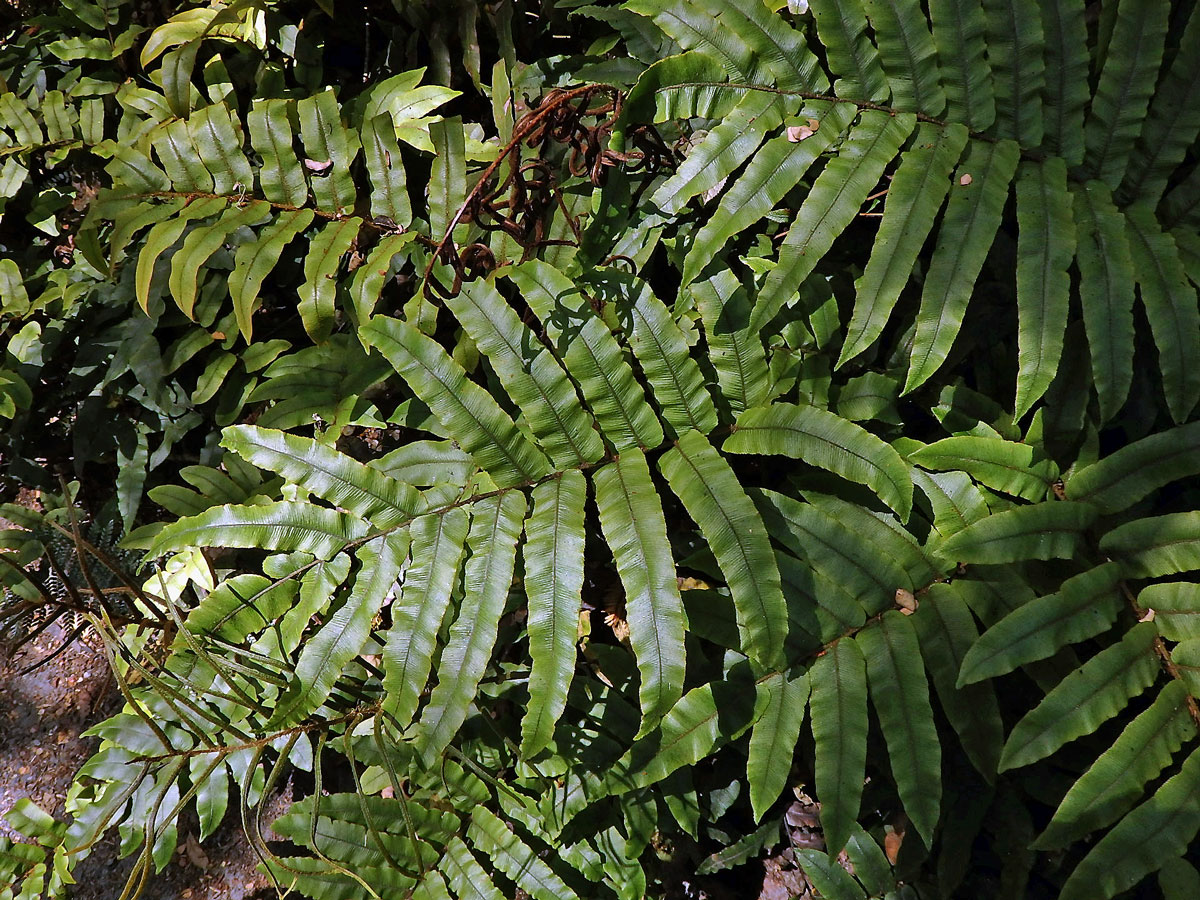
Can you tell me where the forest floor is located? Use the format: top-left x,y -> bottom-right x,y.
0,622 -> 279,900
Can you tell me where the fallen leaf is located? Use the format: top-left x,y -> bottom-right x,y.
304,158 -> 334,175
884,826 -> 904,864
185,834 -> 211,870
787,125 -> 816,143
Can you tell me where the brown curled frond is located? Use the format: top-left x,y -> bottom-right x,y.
421,84 -> 675,302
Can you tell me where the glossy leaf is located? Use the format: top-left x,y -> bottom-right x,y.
521,471 -> 588,757
594,450 -> 687,737
999,623 -> 1160,772
727,403 -> 912,520
660,430 -> 786,667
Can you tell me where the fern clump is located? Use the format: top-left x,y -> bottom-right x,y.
2,0 -> 1200,898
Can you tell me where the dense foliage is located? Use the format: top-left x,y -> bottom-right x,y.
3,0 -> 1200,898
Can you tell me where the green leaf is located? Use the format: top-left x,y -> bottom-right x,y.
221,425 -> 422,527
1140,583 -> 1200,642
810,0 -> 888,101
248,98 -> 309,208
510,261 -> 665,452
428,116 -> 466,244
755,488 -> 908,615
1068,421 -> 1200,514
999,622 -> 1160,772
939,501 -> 1098,564
839,122 -> 968,365
1119,6 -> 1200,204
756,110 -> 916,331
905,140 -> 1020,392
300,217 -> 361,343
448,280 -> 605,468
1035,680 -> 1197,850
626,0 -> 828,93
682,99 -> 855,286
690,269 -> 772,415
362,316 -> 552,488
134,197 -> 228,314
908,435 -> 1057,502
1162,857 -> 1200,900
297,89 -> 358,216
521,471 -> 588,757
416,492 -> 525,763
648,90 -> 787,216
796,848 -> 867,900
1082,0 -> 1169,189
1100,511 -> 1200,578
1070,181 -> 1136,419
1014,158 -> 1076,419
362,114 -> 412,227
843,825 -> 893,896
747,671 -> 809,822
152,118 -> 213,191
188,102 -> 253,196
660,430 -> 787,668
929,0 -> 994,130
167,200 -> 272,319
150,500 -> 368,559
982,0 -> 1045,145
229,208 -> 315,341
808,638 -> 869,855
468,808 -> 578,900
858,611 -> 940,846
958,562 -> 1123,685
1125,205 -> 1200,423
272,531 -> 409,726
348,232 -> 416,325
803,490 -> 939,589
381,508 -> 470,728
600,271 -> 719,437
726,403 -> 913,521
374,441 -> 475,487
594,450 -> 687,737
1059,746 -> 1200,900
613,677 -> 757,794
912,582 -> 1003,779
1037,0 -> 1089,165
442,837 -> 505,900
861,0 -> 945,116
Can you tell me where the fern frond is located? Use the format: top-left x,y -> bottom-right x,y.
416,492 -> 525,763
999,622 -> 1160,772
726,403 -> 913,520
859,611 -> 941,846
982,0 -> 1045,145
521,471 -> 588,757
809,0 -> 889,102
905,140 -> 1020,393
1034,680 -> 1196,851
1124,205 -> 1200,423
839,122 -> 968,366
756,110 -> 915,332
1014,158 -> 1075,419
1082,0 -> 1169,189
808,638 -> 868,855
746,671 -> 808,822
862,0 -> 946,116
1059,746 -> 1200,900
593,450 -> 687,737
957,562 -> 1123,685
381,509 -> 470,728
660,430 -> 786,667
